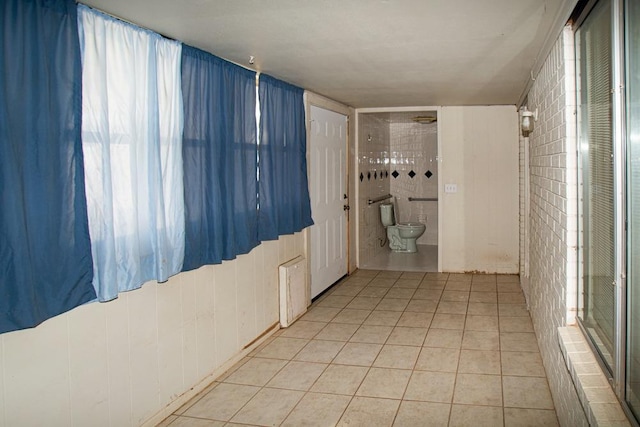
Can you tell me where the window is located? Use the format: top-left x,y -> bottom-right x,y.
576,0 -> 640,422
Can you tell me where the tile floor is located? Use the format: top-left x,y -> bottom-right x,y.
360,245 -> 438,272
158,270 -> 559,427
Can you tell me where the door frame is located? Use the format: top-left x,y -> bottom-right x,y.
355,106 -> 443,272
303,92 -> 354,302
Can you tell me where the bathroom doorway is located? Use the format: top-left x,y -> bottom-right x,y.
356,109 -> 440,272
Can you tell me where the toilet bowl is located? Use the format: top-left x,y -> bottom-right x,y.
379,203 -> 426,253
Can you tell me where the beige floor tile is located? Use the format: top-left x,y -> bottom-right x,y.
396,311 -> 433,328
353,269 -> 379,278
310,364 -> 369,395
302,306 -> 341,322
469,292 -> 498,303
503,408 -> 559,426
449,404 -> 503,427
230,387 -> 304,426
331,309 -> 372,325
368,278 -> 397,288
424,328 -> 464,349
393,279 -> 421,289
499,292 -> 526,304
412,289 -> 443,301
453,373 -> 502,406
358,286 -> 389,298
441,291 -> 470,302
386,326 -> 428,346
223,358 -> 287,386
281,392 -> 350,427
467,303 -> 498,316
333,342 -> 383,366
393,401 -> 451,426
436,301 -> 468,315
385,287 -> 417,299
465,315 -> 499,332
375,297 -> 411,312
168,417 -> 225,427
424,272 -> 450,281
415,347 -> 460,372
183,383 -> 260,421
342,276 -> 373,286
401,272 -> 425,280
470,283 -> 497,293
254,337 -> 308,360
503,376 -> 554,409
373,345 -> 421,369
330,284 -> 366,297
405,299 -> 438,313
448,273 -> 473,282
501,351 -> 546,377
294,339 -> 344,363
497,275 -> 520,284
363,310 -> 402,326
500,316 -> 534,333
419,280 -> 446,290
445,282 -> 472,292
174,381 -> 220,414
497,282 -> 523,292
499,304 -> 530,317
431,313 -> 466,330
356,367 -> 411,399
472,274 -> 497,283
378,270 -> 403,278
500,332 -> 540,352
346,296 -> 382,310
266,361 -> 327,390
315,323 -> 359,341
318,295 -> 355,309
404,371 -> 456,403
350,325 -> 394,344
458,349 -> 501,375
279,320 -> 326,339
461,330 -> 500,351
337,396 -> 400,427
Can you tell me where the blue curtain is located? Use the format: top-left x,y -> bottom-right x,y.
181,46 -> 258,271
258,75 -> 314,240
78,6 -> 185,301
0,0 -> 95,333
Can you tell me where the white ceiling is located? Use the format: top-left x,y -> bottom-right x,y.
81,0 -> 576,108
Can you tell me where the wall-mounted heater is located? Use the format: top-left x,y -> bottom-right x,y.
278,256 -> 308,327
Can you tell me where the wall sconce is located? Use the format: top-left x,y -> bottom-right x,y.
520,106 -> 538,137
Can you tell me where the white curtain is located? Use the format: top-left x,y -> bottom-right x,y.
78,5 -> 184,301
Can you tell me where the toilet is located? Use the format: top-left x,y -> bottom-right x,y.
379,203 -> 426,253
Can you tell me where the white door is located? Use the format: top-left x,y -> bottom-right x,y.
309,106 -> 348,298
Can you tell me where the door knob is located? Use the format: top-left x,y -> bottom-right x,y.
343,205 -> 350,211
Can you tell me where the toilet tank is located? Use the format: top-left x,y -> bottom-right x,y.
380,203 -> 395,226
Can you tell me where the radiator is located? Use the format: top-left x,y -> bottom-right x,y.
278,256 -> 308,327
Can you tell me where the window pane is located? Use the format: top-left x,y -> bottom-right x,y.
626,0 -> 640,417
577,0 -> 616,371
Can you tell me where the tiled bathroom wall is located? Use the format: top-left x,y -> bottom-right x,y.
357,113 -> 391,266
389,112 -> 438,245
358,111 -> 438,266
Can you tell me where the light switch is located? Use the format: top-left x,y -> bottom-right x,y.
444,184 -> 458,193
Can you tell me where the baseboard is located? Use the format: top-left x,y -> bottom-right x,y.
140,322 -> 281,427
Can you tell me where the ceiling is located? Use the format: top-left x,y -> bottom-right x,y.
81,0 -> 576,108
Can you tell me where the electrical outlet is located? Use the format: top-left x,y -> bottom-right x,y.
444,184 -> 458,193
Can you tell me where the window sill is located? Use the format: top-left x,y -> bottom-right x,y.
558,326 -> 632,426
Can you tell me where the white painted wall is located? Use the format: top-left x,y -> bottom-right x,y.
439,105 -> 520,273
0,233 -> 305,427
522,26 -> 587,427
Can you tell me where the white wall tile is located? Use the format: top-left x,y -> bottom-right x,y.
236,252 -> 258,346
